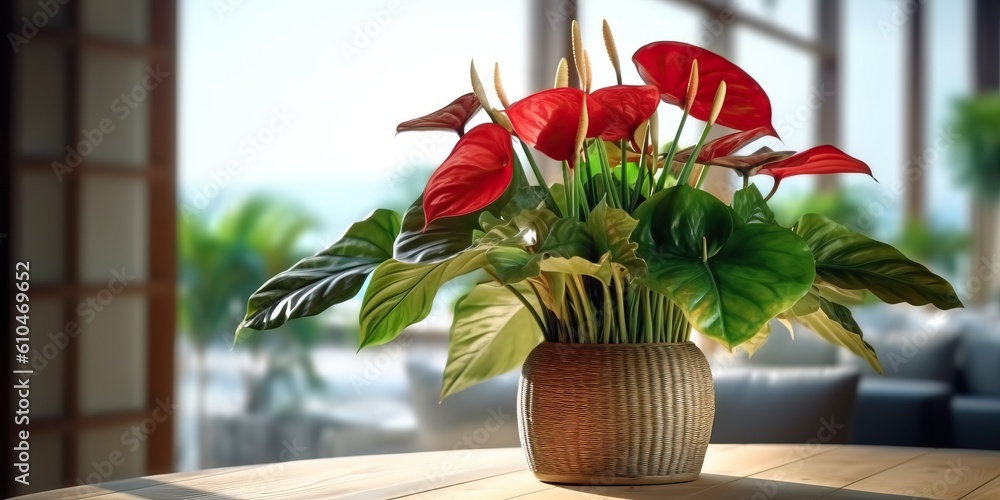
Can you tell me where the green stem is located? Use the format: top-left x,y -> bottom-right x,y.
564,277 -> 586,343
657,110 -> 689,192
519,141 -> 561,217
574,165 -> 590,220
596,140 -> 620,209
677,122 -> 715,187
601,282 -> 613,343
628,283 -> 640,343
612,270 -> 627,344
630,125 -> 652,210
742,173 -> 749,189
666,301 -> 675,342
619,139 -> 628,210
572,276 -> 595,342
643,289 -> 654,343
695,164 -> 712,189
653,293 -> 664,343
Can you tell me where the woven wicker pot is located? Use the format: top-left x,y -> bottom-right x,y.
517,341 -> 714,485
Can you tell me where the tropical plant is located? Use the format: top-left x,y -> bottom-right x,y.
236,21 -> 962,400
952,94 -> 1000,203
180,197 -> 326,417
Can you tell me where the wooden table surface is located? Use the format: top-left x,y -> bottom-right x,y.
17,444 -> 1000,499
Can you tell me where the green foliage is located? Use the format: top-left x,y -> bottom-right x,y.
779,291 -> 883,374
793,214 -> 963,310
236,209 -> 401,336
440,282 -> 543,400
732,184 -> 776,224
634,186 -> 815,349
952,94 -> 1000,202
359,250 -> 487,349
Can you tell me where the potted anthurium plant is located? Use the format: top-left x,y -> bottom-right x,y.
237,21 -> 962,485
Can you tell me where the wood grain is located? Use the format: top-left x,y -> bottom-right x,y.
825,450 -> 1000,500
14,445 -> 1000,499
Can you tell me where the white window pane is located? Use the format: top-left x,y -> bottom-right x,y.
80,296 -> 148,414
80,177 -> 149,284
17,170 -> 65,283
80,51 -> 151,166
82,0 -> 150,43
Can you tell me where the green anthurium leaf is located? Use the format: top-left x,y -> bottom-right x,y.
538,253 -> 614,285
501,185 -> 549,220
588,201 -> 647,279
539,272 -> 567,319
479,211 -> 504,234
394,196 -> 484,264
237,209 -> 401,336
732,184 -> 776,224
478,209 -> 558,248
740,321 -> 771,357
548,183 -> 570,218
794,214 -> 963,310
781,294 -> 884,375
394,174 -> 527,264
814,276 -> 867,305
634,185 -> 816,349
440,281 -> 543,400
536,218 -> 598,260
359,250 -> 487,349
788,288 -> 821,316
486,246 -> 539,285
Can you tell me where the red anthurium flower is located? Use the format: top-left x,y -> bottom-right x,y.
633,42 -> 777,136
673,126 -> 773,164
589,85 -> 660,142
422,123 -> 514,228
756,145 -> 873,184
397,93 -> 482,136
506,87 -> 608,166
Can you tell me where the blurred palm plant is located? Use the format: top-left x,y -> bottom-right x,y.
178,196 -> 327,425
952,94 -> 1000,202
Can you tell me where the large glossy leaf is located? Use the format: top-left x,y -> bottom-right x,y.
483,213 -> 605,285
395,173 -> 526,264
423,123 -> 514,226
441,282 -> 543,400
539,254 -> 613,285
396,92 -> 482,136
395,197 -> 481,264
238,209 -> 401,334
487,246 -> 540,285
632,42 -> 776,135
536,218 -> 598,260
588,201 -> 646,279
781,293 -> 883,374
359,250 -> 487,349
731,184 -> 775,224
634,186 -> 815,348
794,214 -> 963,310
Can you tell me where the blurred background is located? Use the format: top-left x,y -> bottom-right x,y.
4,0 -> 999,495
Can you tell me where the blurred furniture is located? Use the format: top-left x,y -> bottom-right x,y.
19,445 -> 1000,499
711,367 -> 859,444
404,340 -> 522,451
723,307 -> 1000,450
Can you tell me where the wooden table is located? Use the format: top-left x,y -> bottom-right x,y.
18,445 -> 1000,499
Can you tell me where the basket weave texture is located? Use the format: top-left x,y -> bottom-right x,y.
517,341 -> 715,485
